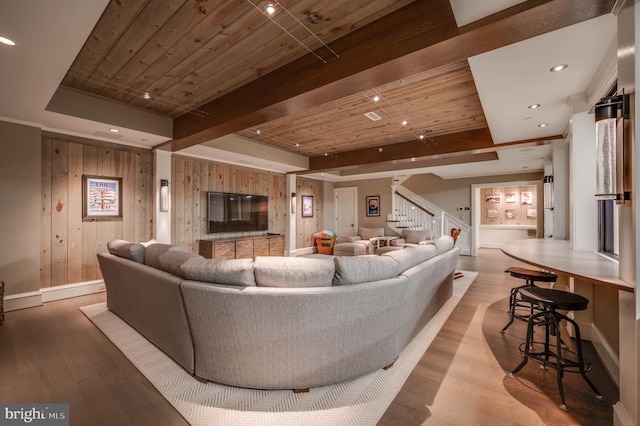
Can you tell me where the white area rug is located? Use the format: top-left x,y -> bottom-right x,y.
80,271 -> 477,426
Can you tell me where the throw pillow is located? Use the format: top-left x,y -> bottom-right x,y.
144,243 -> 182,269
107,239 -> 146,263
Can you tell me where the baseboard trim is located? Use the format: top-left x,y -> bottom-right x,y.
613,401 -> 634,426
589,322 -> 620,388
4,291 -> 43,312
3,280 -> 105,312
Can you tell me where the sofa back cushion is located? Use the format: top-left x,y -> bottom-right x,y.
432,235 -> 455,255
254,256 -> 335,288
107,239 -> 146,263
358,227 -> 384,240
181,257 -> 256,286
381,247 -> 422,274
333,255 -> 398,285
401,229 -> 433,244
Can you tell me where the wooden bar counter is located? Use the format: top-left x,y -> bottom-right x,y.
501,239 -> 634,293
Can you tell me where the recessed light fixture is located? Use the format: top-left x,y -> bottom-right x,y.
143,92 -> 151,100
401,120 -> 408,126
256,129 -> 261,134
372,95 -> 380,102
550,64 -> 568,72
324,152 -> 328,156
419,135 -> 425,140
0,36 -> 16,46
538,123 -> 549,128
265,2 -> 276,15
109,128 -> 120,133
528,104 -> 541,109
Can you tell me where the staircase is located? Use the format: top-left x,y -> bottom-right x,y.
388,179 -> 471,255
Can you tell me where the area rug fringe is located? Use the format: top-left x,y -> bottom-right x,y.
80,271 -> 477,425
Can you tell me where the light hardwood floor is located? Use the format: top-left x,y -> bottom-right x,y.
0,248 -> 617,425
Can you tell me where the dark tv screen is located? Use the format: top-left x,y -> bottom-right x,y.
207,192 -> 268,233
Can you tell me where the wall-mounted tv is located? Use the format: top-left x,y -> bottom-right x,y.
207,192 -> 268,233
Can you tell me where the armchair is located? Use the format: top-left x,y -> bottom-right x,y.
390,229 -> 434,247
347,227 -> 385,254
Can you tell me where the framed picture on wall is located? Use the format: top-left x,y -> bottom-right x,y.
301,195 -> 314,217
521,191 -> 533,205
366,195 -> 380,217
505,193 -> 516,203
485,193 -> 501,203
527,208 -> 537,218
82,175 -> 122,220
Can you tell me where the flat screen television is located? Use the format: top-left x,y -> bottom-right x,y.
207,191 -> 268,233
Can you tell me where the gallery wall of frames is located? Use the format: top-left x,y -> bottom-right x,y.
480,185 -> 538,227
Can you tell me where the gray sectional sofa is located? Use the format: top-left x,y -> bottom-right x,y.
97,236 -> 460,390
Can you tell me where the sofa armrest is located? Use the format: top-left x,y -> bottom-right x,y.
390,238 -> 405,246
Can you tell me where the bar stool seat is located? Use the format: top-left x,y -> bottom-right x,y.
501,267 -> 558,333
509,287 -> 602,410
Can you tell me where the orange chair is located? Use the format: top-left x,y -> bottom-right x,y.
450,228 -> 461,245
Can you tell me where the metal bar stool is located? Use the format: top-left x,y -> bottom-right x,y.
508,287 -> 602,410
500,267 -> 558,334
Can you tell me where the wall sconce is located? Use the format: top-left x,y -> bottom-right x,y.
543,175 -> 554,210
291,192 -> 296,214
160,179 -> 170,212
593,93 -> 630,203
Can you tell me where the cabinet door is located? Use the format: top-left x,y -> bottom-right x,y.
253,239 -> 270,258
198,240 -> 214,259
214,241 -> 236,260
236,239 -> 254,259
269,236 -> 284,256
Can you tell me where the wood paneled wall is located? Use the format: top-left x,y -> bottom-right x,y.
296,177 -> 323,248
171,155 -> 287,253
41,132 -> 154,288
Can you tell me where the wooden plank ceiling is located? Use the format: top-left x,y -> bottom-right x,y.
61,0 -> 614,172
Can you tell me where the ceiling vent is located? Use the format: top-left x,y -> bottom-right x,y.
364,111 -> 382,121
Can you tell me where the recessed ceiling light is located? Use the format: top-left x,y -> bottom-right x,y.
265,3 -> 276,15
295,143 -> 299,147
143,92 -> 151,100
372,95 -> 380,102
419,135 -> 425,140
538,123 -> 549,128
324,152 -> 328,156
528,104 -> 541,109
0,36 -> 16,46
550,64 -> 568,72
256,129 -> 261,134
109,128 -> 120,133
401,120 -> 408,126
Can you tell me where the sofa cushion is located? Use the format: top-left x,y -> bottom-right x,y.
358,227 -> 384,240
144,243 -> 183,269
382,247 -> 422,274
414,244 -> 438,263
333,255 -> 398,285
107,239 -> 146,263
401,229 -> 433,244
181,257 -> 256,286
254,256 -> 335,288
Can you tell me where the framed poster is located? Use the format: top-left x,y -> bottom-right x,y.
485,193 -> 501,203
301,195 -> 314,217
505,193 -> 516,203
82,175 -> 122,220
366,195 -> 380,217
521,191 -> 533,205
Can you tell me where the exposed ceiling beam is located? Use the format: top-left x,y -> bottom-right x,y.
303,131 -> 563,173
157,0 -> 613,152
